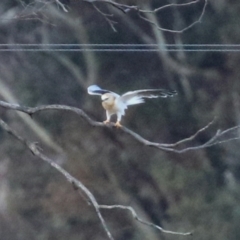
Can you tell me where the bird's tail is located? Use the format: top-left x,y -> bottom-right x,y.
125,96 -> 145,106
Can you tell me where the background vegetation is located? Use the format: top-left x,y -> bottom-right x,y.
0,0 -> 240,239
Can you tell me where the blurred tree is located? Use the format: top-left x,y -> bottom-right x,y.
0,0 -> 240,240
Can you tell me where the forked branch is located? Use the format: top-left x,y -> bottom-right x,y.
0,100 -> 239,153
10,0 -> 207,33
0,118 -> 192,239
138,0 -> 208,33
0,118 -> 114,240
79,0 -> 208,33
99,204 -> 193,236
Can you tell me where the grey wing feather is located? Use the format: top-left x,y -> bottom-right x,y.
88,85 -> 112,95
121,89 -> 177,106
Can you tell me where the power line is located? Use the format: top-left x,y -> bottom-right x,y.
0,43 -> 240,52
0,44 -> 240,46
1,49 -> 240,52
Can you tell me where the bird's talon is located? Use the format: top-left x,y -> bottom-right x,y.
115,122 -> 122,128
103,120 -> 110,124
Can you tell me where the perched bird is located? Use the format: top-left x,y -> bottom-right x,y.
88,85 -> 177,127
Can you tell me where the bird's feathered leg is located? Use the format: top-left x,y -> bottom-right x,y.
115,113 -> 123,128
103,111 -> 111,124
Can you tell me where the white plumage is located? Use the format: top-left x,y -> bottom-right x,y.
88,85 -> 177,127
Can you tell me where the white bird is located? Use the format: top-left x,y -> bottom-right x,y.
88,85 -> 177,127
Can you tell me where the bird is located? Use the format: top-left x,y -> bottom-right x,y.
88,85 -> 177,127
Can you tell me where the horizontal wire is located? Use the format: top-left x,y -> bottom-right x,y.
0,43 -> 240,46
0,43 -> 240,52
0,48 -> 240,52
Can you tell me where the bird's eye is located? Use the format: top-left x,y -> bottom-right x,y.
103,98 -> 109,101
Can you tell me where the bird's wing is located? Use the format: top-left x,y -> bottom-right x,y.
88,85 -> 117,96
120,89 -> 177,106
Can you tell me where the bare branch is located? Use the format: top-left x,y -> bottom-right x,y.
140,0 -> 201,13
138,0 -> 208,33
6,0 -> 207,33
91,3 -> 118,32
112,5 -> 219,79
0,100 -> 239,153
0,79 -> 62,153
2,0 -> 55,24
99,204 -> 193,236
0,118 -> 193,238
82,0 -> 137,13
82,0 -> 208,33
0,118 -> 114,240
55,0 -> 68,12
0,100 -> 238,237
159,118 -> 216,148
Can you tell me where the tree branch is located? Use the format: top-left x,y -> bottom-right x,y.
7,0 -> 208,33
0,118 -> 193,238
91,2 -> 118,32
0,100 -> 239,153
138,0 -> 208,33
0,118 -> 114,240
0,79 -> 63,153
55,0 -> 68,12
2,0 -> 54,24
140,0 -> 201,13
81,0 -> 208,33
99,204 -> 193,236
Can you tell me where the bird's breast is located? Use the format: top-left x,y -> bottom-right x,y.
102,98 -> 126,115
102,101 -> 116,111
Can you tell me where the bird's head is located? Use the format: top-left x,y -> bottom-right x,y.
101,93 -> 115,105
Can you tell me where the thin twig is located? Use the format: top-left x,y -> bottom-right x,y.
82,0 -> 207,33
159,117 -> 216,148
55,0 -> 68,12
99,204 -> 193,236
9,0 -> 56,25
83,0 -> 138,12
12,0 -> 207,32
140,0 -> 200,13
138,0 -> 208,33
91,3 -> 117,32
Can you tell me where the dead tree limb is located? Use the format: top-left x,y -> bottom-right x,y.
0,118 -> 193,239
5,0 -> 208,33
0,100 -> 239,153
138,0 -> 208,33
0,118 -> 114,240
58,0 -> 208,33
99,204 -> 193,236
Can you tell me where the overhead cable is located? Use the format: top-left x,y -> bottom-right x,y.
0,43 -> 240,52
